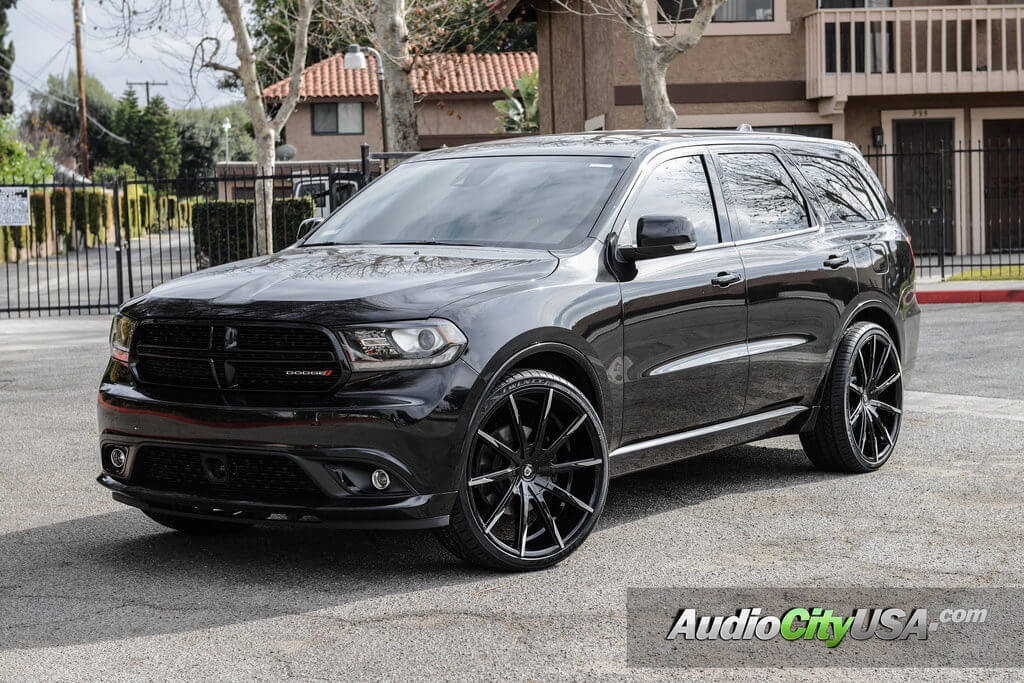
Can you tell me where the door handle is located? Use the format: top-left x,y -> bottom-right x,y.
711,271 -> 742,287
824,254 -> 850,268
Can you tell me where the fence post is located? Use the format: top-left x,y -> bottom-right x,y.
112,181 -> 125,305
360,143 -> 371,188
938,142 -> 947,280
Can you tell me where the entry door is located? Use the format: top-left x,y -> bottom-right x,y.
982,119 -> 1024,253
893,119 -> 956,254
619,153 -> 748,445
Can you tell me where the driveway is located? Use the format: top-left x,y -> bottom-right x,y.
0,304 -> 1021,679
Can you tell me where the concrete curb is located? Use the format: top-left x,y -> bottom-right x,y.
917,289 -> 1024,304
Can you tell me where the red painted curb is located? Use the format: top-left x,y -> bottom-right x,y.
916,289 -> 1024,304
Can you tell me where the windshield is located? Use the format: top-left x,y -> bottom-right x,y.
304,155 -> 631,250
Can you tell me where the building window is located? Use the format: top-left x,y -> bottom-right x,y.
311,102 -> 364,135
659,0 -> 773,23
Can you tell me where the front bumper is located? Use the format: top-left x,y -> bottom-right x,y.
97,358 -> 480,529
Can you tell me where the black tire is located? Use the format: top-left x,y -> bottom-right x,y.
436,369 -> 609,571
143,511 -> 253,535
801,322 -> 904,473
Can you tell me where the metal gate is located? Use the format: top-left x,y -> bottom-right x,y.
1,147 -> 399,318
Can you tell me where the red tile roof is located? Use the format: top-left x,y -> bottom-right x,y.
264,51 -> 537,101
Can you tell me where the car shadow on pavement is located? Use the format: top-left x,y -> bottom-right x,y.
0,441 -> 826,651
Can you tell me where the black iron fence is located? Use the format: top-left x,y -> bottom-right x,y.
0,147 -> 401,318
3,142 -> 1021,317
863,141 -> 1024,279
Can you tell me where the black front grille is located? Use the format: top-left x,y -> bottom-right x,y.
132,447 -> 326,505
134,321 -> 345,392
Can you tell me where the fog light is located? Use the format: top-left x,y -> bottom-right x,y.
371,469 -> 391,490
108,447 -> 128,473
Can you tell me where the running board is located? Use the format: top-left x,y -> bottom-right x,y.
609,405 -> 809,458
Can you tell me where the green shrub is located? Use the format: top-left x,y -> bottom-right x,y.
192,197 -> 314,267
50,188 -> 70,241
30,192 -> 48,244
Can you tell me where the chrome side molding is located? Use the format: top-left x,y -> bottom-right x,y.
648,336 -> 809,377
609,405 -> 809,458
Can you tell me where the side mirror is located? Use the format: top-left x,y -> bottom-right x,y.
619,215 -> 698,262
297,217 -> 322,241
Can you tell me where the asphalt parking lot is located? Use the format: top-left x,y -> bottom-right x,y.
1,304 -> 1022,679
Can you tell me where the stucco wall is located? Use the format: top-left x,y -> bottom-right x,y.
283,98 -> 503,160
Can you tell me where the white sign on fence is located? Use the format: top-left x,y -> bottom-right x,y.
0,187 -> 31,226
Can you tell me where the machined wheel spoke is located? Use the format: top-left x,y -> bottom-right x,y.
542,413 -> 588,458
483,481 -> 518,533
541,458 -> 603,475
531,389 -> 554,458
870,399 -> 902,415
477,429 -> 521,465
507,395 -> 529,458
468,466 -> 517,487
871,343 -> 892,387
872,410 -> 893,446
874,372 -> 901,394
533,488 -> 565,549
849,400 -> 864,423
858,409 -> 869,452
541,481 -> 594,514
517,481 -> 531,557
849,381 -> 863,395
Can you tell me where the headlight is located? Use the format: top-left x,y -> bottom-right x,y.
336,319 -> 467,371
109,313 -> 137,363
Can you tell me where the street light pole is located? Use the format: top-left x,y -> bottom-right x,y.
222,117 -> 232,163
344,44 -> 388,154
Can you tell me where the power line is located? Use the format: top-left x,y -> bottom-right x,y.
0,60 -> 129,144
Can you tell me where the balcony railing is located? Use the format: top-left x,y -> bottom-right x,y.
806,5 -> 1024,99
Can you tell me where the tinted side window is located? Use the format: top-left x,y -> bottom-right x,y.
629,155 -> 720,246
796,155 -> 883,222
716,152 -> 810,240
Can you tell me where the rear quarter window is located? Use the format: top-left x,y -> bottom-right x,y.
796,155 -> 885,223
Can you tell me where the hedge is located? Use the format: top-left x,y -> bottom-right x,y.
192,197 -> 314,267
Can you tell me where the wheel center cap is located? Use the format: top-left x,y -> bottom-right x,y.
522,464 -> 535,479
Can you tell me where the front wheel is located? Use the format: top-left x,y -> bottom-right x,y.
801,322 -> 904,472
436,369 -> 609,571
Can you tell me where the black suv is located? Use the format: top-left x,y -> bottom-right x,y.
99,131 -> 919,570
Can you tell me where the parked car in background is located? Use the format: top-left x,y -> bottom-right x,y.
97,131 -> 919,571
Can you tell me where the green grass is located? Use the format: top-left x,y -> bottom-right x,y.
947,265 -> 1024,281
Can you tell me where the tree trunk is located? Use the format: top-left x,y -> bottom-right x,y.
253,131 -> 276,256
628,21 -> 677,128
216,0 -> 313,257
374,0 -> 419,152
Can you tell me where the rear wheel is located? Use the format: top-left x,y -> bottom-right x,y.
801,322 -> 904,472
143,511 -> 252,535
436,369 -> 609,571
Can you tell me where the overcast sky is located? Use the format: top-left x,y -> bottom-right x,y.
7,0 -> 237,113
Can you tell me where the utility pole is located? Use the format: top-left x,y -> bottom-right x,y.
127,80 -> 168,105
72,0 -> 89,176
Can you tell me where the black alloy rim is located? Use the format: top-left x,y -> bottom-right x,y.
846,332 -> 903,464
467,387 -> 604,560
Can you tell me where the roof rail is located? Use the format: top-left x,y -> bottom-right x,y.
736,123 -> 753,133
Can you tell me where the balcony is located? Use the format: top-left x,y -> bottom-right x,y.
806,5 -> 1024,101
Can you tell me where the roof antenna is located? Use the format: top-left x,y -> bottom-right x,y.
736,123 -> 753,133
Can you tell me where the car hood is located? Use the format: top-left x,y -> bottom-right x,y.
121,245 -> 559,324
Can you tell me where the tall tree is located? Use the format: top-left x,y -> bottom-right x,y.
28,71 -> 119,167
512,0 -> 725,129
139,95 -> 180,177
174,103 -> 256,175
111,87 -> 142,168
0,0 -> 15,116
108,0 -> 317,255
